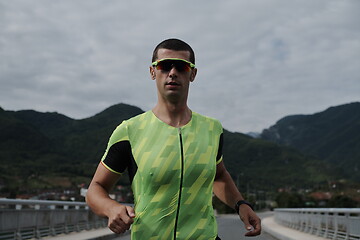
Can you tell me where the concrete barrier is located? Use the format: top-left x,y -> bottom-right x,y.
0,199 -> 107,240
274,208 -> 360,240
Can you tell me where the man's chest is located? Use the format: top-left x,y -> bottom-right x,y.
129,126 -> 218,188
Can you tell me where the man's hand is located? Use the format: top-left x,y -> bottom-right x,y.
238,205 -> 261,237
107,204 -> 135,234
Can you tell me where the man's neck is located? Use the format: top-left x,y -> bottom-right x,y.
152,102 -> 192,128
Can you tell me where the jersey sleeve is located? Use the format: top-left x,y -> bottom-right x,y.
101,121 -> 132,174
216,133 -> 224,165
215,120 -> 224,165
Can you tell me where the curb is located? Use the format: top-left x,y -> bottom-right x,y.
262,216 -> 327,240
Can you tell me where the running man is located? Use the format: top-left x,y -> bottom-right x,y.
86,38 -> 261,239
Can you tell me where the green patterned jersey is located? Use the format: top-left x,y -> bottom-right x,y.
101,111 -> 223,240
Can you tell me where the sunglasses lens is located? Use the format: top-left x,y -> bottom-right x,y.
156,61 -> 172,71
175,61 -> 191,72
156,60 -> 191,72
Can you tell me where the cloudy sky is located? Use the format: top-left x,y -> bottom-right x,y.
1,0 -> 359,133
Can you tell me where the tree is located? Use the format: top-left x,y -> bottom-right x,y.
327,195 -> 357,208
275,192 -> 304,208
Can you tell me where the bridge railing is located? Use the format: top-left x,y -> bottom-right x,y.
0,198 -> 107,240
274,208 -> 360,240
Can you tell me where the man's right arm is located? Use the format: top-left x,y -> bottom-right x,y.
86,163 -> 135,234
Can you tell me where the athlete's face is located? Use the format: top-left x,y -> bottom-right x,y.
150,49 -> 197,103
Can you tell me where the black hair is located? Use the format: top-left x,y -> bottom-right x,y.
152,38 -> 195,64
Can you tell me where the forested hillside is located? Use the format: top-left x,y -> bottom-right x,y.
0,103 -> 352,196
261,102 -> 360,181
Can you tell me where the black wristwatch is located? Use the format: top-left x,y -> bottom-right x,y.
235,200 -> 254,213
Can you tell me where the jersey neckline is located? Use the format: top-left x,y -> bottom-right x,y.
150,110 -> 194,129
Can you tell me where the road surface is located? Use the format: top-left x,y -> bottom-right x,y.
113,212 -> 277,240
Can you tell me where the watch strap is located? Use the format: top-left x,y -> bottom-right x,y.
235,200 -> 254,213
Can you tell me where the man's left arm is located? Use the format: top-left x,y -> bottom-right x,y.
213,161 -> 261,236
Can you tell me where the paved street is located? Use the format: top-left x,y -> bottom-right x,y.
49,210 -> 326,240
45,211 -> 327,240
217,213 -> 277,240
113,212 -> 278,240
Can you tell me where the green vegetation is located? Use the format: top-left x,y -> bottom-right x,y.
261,102 -> 360,182
0,103 -> 359,209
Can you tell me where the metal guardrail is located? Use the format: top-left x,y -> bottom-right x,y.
274,208 -> 360,240
0,198 -> 107,240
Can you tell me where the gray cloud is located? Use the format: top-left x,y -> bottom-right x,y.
1,0 -> 359,133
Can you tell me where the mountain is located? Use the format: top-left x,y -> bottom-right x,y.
0,103 -> 347,195
7,104 -> 144,161
261,102 -> 360,181
0,104 -> 144,192
245,132 -> 261,138
223,130 -> 336,191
